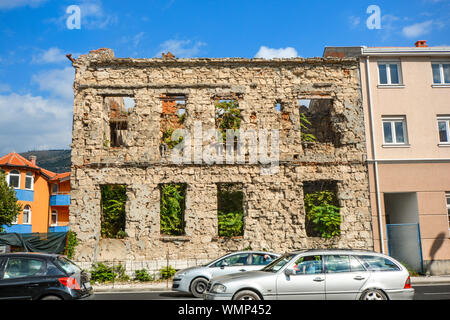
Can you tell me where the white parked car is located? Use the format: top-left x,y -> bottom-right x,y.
204,249 -> 414,300
172,251 -> 279,297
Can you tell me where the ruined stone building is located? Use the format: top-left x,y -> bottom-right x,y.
69,48 -> 373,271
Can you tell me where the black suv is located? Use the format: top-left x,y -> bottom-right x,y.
0,252 -> 93,300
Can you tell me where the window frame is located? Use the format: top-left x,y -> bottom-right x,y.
437,116 -> 450,145
24,172 -> 34,191
286,254 -> 324,275
22,205 -> 31,225
382,116 -> 409,146
7,170 -> 21,189
431,62 -> 450,85
377,61 -> 403,86
51,210 -> 58,226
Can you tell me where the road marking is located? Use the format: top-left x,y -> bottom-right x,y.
423,292 -> 450,295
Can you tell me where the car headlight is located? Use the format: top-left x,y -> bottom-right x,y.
211,283 -> 227,293
174,272 -> 186,279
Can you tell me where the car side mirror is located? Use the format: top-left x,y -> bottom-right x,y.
220,261 -> 228,269
284,268 -> 295,276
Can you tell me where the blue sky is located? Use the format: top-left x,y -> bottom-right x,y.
0,0 -> 449,155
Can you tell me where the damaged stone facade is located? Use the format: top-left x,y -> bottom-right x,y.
69,48 -> 373,268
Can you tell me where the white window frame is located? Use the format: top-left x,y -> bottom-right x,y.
378,61 -> 403,86
25,172 -> 34,190
382,116 -> 409,146
7,170 -> 21,189
51,210 -> 58,226
23,205 -> 31,225
437,116 -> 450,145
431,62 -> 450,85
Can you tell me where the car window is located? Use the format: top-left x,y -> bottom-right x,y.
289,255 -> 323,275
262,254 -> 296,273
349,255 -> 366,272
3,258 -> 46,279
326,255 -> 351,273
358,255 -> 400,271
215,253 -> 250,267
251,253 -> 275,265
54,257 -> 81,275
46,260 -> 66,276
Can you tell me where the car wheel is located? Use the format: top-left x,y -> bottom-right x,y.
360,289 -> 388,300
233,290 -> 261,301
190,277 -> 209,298
41,295 -> 63,300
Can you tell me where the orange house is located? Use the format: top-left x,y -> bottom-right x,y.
0,152 -> 70,234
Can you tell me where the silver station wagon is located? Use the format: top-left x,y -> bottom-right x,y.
204,249 -> 414,300
172,251 -> 279,297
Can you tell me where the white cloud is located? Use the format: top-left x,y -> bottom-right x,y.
402,20 -> 434,38
0,0 -> 47,9
32,47 -> 67,64
349,16 -> 361,29
254,46 -> 298,59
156,40 -> 207,58
31,67 -> 74,101
0,93 -> 72,155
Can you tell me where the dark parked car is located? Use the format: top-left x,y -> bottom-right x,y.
0,252 -> 93,300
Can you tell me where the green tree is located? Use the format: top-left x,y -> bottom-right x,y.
100,185 -> 127,238
160,184 -> 186,236
215,100 -> 242,142
304,190 -> 341,238
0,171 -> 22,232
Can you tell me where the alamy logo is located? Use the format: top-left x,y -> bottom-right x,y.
366,5 -> 381,30
66,5 -> 81,30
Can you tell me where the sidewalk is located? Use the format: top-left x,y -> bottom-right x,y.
93,276 -> 450,293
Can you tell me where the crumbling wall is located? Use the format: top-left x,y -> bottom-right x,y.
69,48 -> 373,266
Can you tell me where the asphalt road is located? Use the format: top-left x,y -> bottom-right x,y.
92,284 -> 450,300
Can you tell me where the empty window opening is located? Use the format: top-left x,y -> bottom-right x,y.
100,185 -> 127,239
303,180 -> 341,238
215,99 -> 241,148
105,96 -> 135,147
299,98 -> 339,146
160,95 -> 186,154
217,183 -> 244,237
160,183 -> 186,236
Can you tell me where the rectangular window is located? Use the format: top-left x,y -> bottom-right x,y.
217,183 -> 244,237
378,62 -> 402,85
438,117 -> 450,144
160,95 -> 186,156
299,98 -> 340,146
432,63 -> 450,84
105,96 -> 135,148
382,117 -> 408,145
52,183 -> 59,194
51,210 -> 58,226
25,172 -> 33,190
160,183 -> 186,236
100,185 -> 127,239
8,171 -> 20,189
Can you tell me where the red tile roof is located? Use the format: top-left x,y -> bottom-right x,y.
0,152 -> 70,181
0,152 -> 40,170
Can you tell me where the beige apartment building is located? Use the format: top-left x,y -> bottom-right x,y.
325,41 -> 450,275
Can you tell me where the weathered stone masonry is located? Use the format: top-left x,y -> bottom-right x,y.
69,48 -> 373,270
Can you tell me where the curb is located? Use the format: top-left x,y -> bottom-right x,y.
411,276 -> 450,285
93,282 -> 172,293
